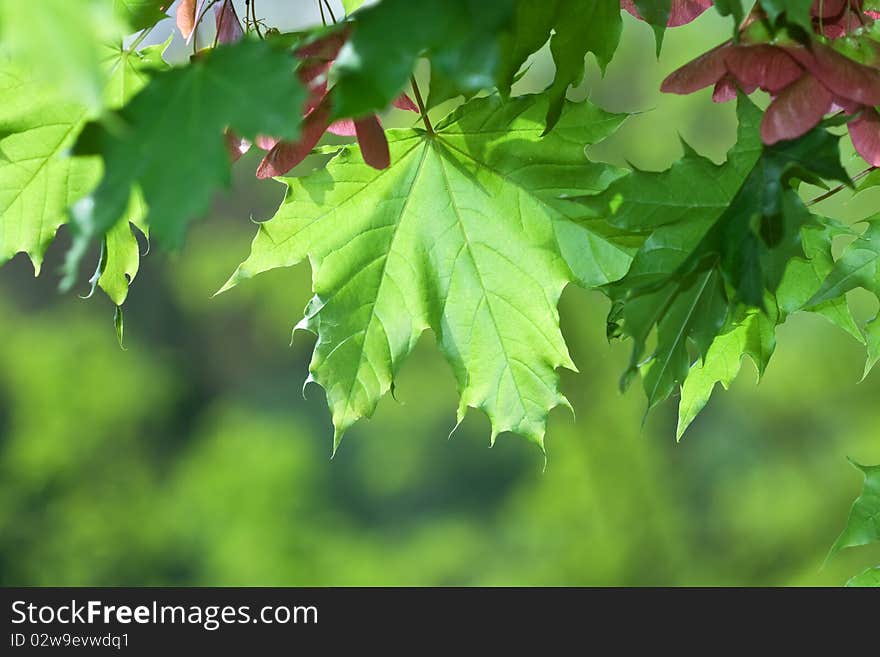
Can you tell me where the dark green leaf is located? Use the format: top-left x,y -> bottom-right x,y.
713,0 -> 745,27
498,0 -> 622,129
760,0 -> 813,33
639,267 -> 728,408
828,460 -> 880,558
331,0 -> 514,119
634,0 -> 671,54
580,96 -> 851,419
809,217 -> 880,308
113,0 -> 169,31
68,39 -> 305,276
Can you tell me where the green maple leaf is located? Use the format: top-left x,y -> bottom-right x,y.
828,460 -> 880,558
0,0 -> 128,111
584,98 -> 763,407
633,0 -> 672,54
809,218 -> 880,307
676,308 -> 776,439
863,316 -> 880,381
0,43 -> 164,279
112,0 -> 170,31
580,96 -> 853,417
331,0 -> 515,118
96,44 -> 167,307
846,566 -> 880,587
808,217 -> 880,378
677,218 -> 864,438
497,0 -> 622,129
760,0 -> 814,34
712,0 -> 746,28
95,190 -> 148,308
0,66 -> 96,274
221,93 -> 630,451
68,39 -> 306,285
776,219 -> 861,338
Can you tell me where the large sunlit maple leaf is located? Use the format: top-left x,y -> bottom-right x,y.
221,93 -> 632,451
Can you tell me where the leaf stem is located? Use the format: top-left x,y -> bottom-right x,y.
806,166 -> 877,206
249,0 -> 263,38
410,75 -> 433,135
321,0 -> 337,24
127,23 -> 156,53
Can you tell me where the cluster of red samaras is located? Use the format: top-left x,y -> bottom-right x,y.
184,0 -> 880,174
642,0 -> 880,166
177,0 -> 417,178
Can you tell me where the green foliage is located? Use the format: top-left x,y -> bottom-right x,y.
331,0 -> 515,117
760,0 -> 813,32
829,460 -> 880,557
223,94 -> 630,449
580,98 -> 763,407
1,251 -> 877,586
95,44 -> 167,306
342,0 -> 366,15
712,0 -> 745,27
0,0 -> 127,111
847,566 -> 880,587
677,218 -> 861,438
332,0 -> 625,128
808,218 -> 880,377
579,97 -> 858,425
712,0 -> 814,32
0,65 -> 96,273
0,0 -> 878,463
0,43 -> 164,277
634,0 -> 672,52
3,1 -> 880,588
498,1 -> 622,129
69,39 -> 305,280
677,309 -> 775,439
827,460 -> 880,587
809,219 -> 880,301
112,0 -> 170,31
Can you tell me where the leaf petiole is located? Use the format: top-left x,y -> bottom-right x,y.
409,75 -> 433,135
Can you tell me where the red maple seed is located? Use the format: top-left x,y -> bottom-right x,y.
214,0 -> 243,45
661,3 -> 880,166
254,30 -> 417,178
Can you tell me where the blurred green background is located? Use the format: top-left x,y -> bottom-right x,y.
1,4 -> 879,586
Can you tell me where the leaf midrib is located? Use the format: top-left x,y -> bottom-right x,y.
337,140 -> 431,425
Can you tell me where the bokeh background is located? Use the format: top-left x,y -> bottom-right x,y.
1,2 -> 878,586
